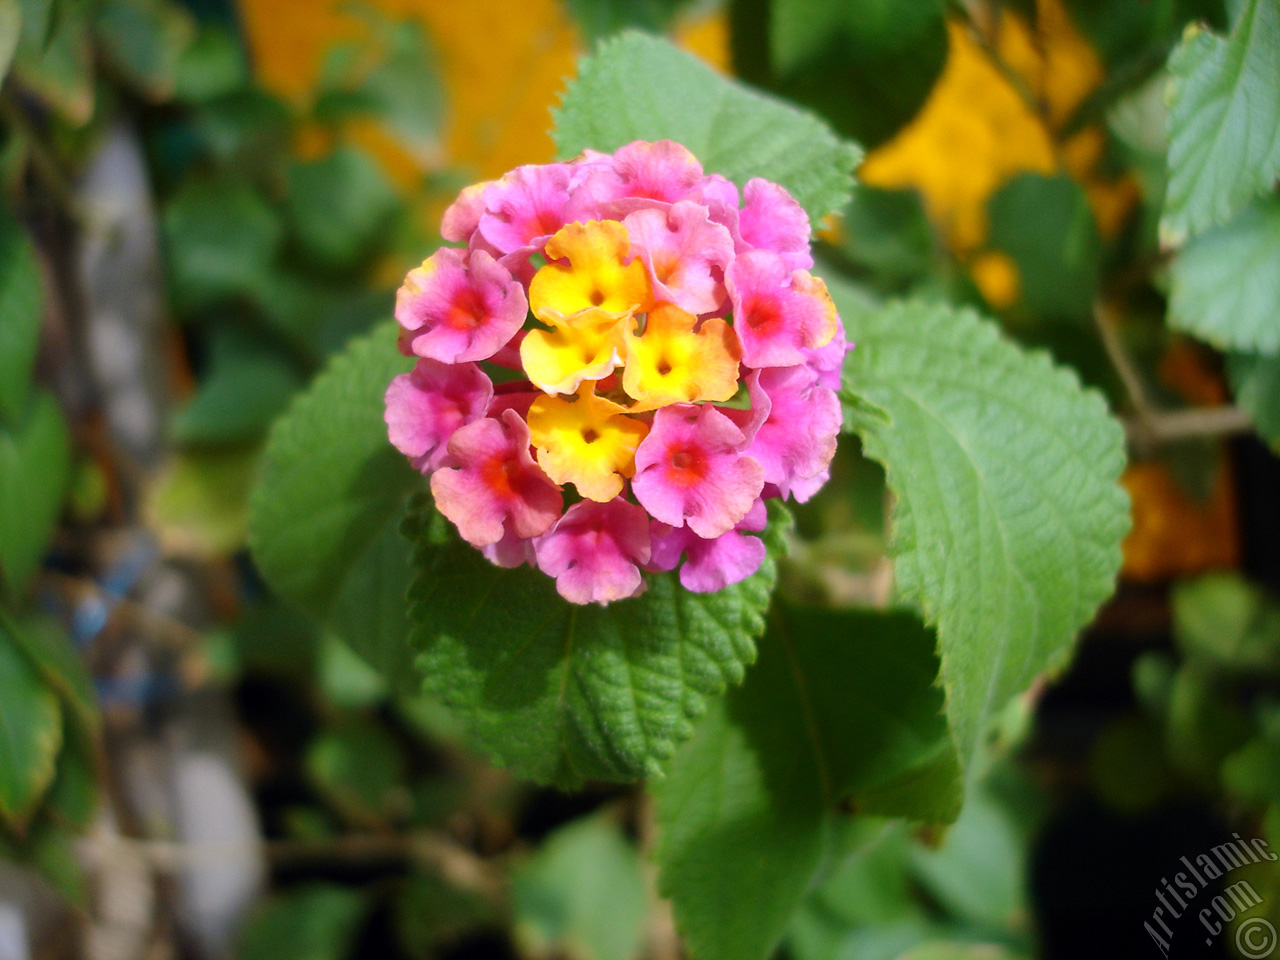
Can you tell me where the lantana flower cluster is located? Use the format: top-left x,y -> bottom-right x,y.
385,140 -> 847,605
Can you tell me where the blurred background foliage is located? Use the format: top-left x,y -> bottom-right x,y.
1,0 -> 1278,957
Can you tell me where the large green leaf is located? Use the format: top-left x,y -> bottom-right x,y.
654,606 -> 959,960
1162,0 -> 1280,243
247,324 -> 420,688
405,497 -> 784,787
1228,350 -> 1280,449
0,390 -> 71,594
0,211 -> 43,424
0,618 -> 63,830
1168,197 -> 1280,353
836,293 -> 1129,774
552,32 -> 861,222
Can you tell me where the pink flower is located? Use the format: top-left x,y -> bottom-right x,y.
441,181 -> 491,242
477,163 -> 592,255
430,409 -> 562,547
803,315 -> 852,390
385,359 -> 494,474
745,365 -> 841,500
483,527 -> 536,569
738,179 -> 813,271
583,140 -> 705,209
726,250 -> 838,368
696,174 -> 739,210
649,499 -> 768,592
396,248 -> 528,364
623,201 -> 734,315
535,498 -> 652,604
632,405 -> 764,539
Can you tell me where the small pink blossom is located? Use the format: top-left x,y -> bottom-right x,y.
745,365 -> 841,499
632,405 -> 763,539
483,527 -> 536,569
583,140 -> 705,209
726,250 -> 838,368
385,359 -> 493,474
396,248 -> 528,364
649,499 -> 768,592
623,201 -> 734,315
430,409 -> 562,548
477,163 -> 592,255
535,499 -> 651,604
441,181 -> 491,242
803,315 -> 852,390
738,179 -> 813,270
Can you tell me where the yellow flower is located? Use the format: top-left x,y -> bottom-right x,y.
622,304 -> 742,411
528,384 -> 650,501
861,0 -> 1134,255
520,309 -> 627,396
971,250 -> 1021,309
529,220 -> 654,323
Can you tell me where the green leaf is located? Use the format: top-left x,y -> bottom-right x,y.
406,496 -> 784,787
836,293 -> 1130,774
173,328 -> 305,447
238,885 -> 369,960
907,773 -> 1035,932
787,821 -> 937,960
0,1 -> 21,83
898,945 -> 1027,960
0,390 -> 71,594
285,146 -> 399,270
552,32 -> 861,222
1228,350 -> 1280,449
1168,197 -> 1280,353
513,813 -> 648,960
0,208 -> 43,423
95,0 -> 196,100
987,174 -> 1102,321
1172,572 -> 1280,672
163,177 -> 282,312
834,187 -> 936,284
356,18 -> 444,154
247,324 -> 420,687
767,0 -> 947,148
44,718 -> 98,830
1162,0 -> 1280,244
0,620 -> 63,830
654,606 -> 959,960
12,615 -> 98,737
15,0 -> 53,57
174,27 -> 248,102
563,0 -> 689,42
147,446 -> 258,556
394,869 -> 490,955
13,0 -> 93,125
306,720 -> 409,826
